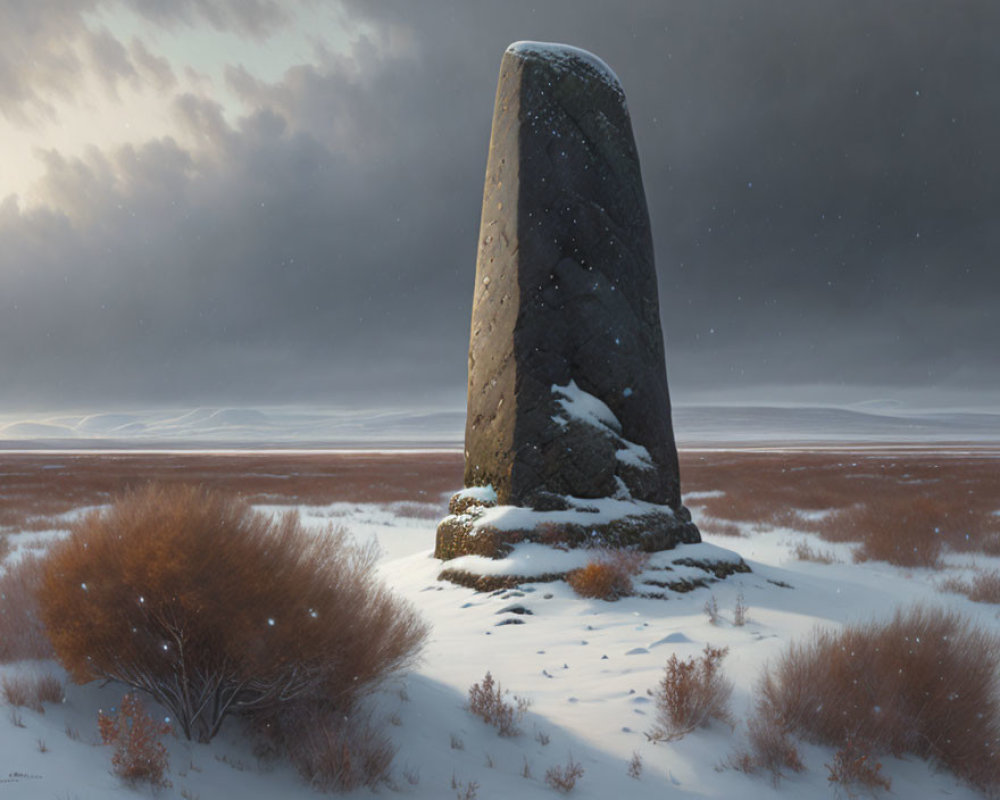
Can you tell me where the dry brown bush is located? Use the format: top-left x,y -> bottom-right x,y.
825,737 -> 891,797
567,549 -> 648,601
0,533 -> 10,561
738,710 -> 804,784
98,693 -> 171,787
0,554 -> 55,663
651,645 -> 732,740
467,671 -> 529,736
38,483 -> 428,742
751,606 -> 1000,792
252,704 -> 394,791
544,756 -> 584,792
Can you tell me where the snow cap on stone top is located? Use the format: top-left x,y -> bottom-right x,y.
505,41 -> 623,95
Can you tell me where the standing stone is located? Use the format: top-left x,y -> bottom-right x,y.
437,42 -> 699,561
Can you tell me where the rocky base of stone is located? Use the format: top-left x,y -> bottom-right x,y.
437,549 -> 751,595
435,490 -> 701,561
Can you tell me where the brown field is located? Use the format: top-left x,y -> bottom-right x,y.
2,446 -> 999,565
681,446 -> 1000,564
0,451 -> 464,530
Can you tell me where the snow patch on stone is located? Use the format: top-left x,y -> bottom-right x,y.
445,542 -> 594,577
471,494 -> 675,532
454,485 -> 498,505
552,380 -> 655,471
553,379 -> 620,432
615,441 -> 653,469
506,41 -> 622,93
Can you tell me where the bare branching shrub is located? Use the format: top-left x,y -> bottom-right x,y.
545,756 -> 584,792
0,554 -> 55,662
752,606 -> 1000,792
826,737 -> 891,797
2,673 -> 62,712
627,750 -> 642,779
567,549 -> 648,601
39,484 -> 428,743
453,776 -> 479,800
651,645 -> 732,741
704,594 -> 720,625
734,706 -> 804,785
792,540 -> 837,564
467,671 -> 529,736
0,533 -> 10,561
257,705 -> 394,791
733,591 -> 748,626
402,765 -> 420,785
98,693 -> 171,787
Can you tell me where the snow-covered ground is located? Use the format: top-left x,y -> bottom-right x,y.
2,497 -> 998,799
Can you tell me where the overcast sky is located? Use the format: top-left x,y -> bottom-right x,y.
1,1 -> 997,413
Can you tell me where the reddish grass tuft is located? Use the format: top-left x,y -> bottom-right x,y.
750,605 -> 1000,792
0,554 -> 55,663
544,755 -> 584,792
98,693 -> 171,787
940,569 -> 1000,604
697,519 -> 743,537
651,645 -> 732,741
467,672 -> 529,737
3,674 -> 63,712
792,540 -> 837,564
825,737 -> 892,797
844,497 -> 943,567
2,675 -> 63,714
3,673 -> 63,712
567,549 -> 649,601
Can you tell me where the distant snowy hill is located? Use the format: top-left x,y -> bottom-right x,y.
1,404 -> 998,448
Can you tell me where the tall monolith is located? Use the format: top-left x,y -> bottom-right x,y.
436,42 -> 700,563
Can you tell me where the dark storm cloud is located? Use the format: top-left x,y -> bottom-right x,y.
0,0 -> 95,122
128,38 -> 177,93
83,26 -> 138,97
125,0 -> 295,38
0,0 -> 299,123
2,1 -> 998,409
